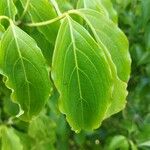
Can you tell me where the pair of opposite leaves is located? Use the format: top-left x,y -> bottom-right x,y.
0,1 -> 131,132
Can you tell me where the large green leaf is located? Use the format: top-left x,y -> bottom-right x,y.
76,9 -> 131,82
52,16 -> 113,132
0,126 -> 23,150
0,0 -> 17,21
0,23 -> 51,121
70,9 -> 130,118
20,0 -> 59,44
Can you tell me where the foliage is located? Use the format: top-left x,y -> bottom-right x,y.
0,0 -> 149,150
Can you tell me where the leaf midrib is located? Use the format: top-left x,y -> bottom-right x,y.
67,17 -> 84,126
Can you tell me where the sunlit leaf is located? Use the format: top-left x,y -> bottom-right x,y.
52,16 -> 113,132
76,9 -> 131,82
0,23 -> 51,121
72,9 -> 130,118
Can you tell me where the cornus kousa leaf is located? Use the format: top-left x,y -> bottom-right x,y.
71,9 -> 131,118
0,0 -> 17,21
75,9 -> 131,82
52,16 -> 113,132
0,22 -> 51,121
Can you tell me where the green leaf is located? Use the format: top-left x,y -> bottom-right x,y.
52,16 -> 113,132
0,23 -> 51,121
25,27 -> 54,65
0,126 -> 23,150
77,0 -> 118,23
76,9 -> 131,82
0,0 -> 17,21
20,0 -> 59,44
72,9 -> 130,118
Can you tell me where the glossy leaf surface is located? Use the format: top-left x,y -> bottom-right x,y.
76,9 -> 131,82
73,9 -> 131,117
52,16 -> 113,132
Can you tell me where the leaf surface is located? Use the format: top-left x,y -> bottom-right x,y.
0,0 -> 17,21
76,9 -> 131,82
71,9 -> 131,118
52,16 -> 113,132
0,23 -> 51,121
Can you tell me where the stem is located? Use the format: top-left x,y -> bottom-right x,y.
0,16 -> 10,22
24,9 -> 77,27
25,13 -> 66,27
19,0 -> 31,20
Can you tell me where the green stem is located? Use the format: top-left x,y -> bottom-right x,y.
24,9 -> 77,27
0,16 -> 10,22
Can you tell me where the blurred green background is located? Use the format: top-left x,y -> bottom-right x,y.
0,0 -> 150,149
